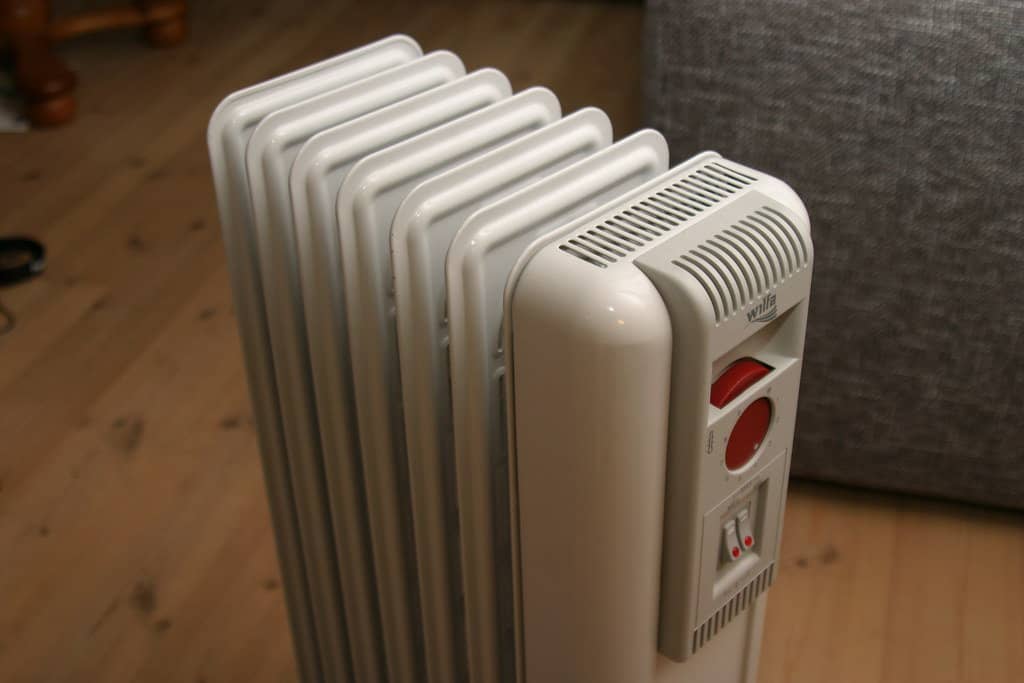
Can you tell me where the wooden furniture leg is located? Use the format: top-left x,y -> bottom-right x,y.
0,0 -> 187,127
139,0 -> 188,48
1,0 -> 77,126
48,1 -> 187,45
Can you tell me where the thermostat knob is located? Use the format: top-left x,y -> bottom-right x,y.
725,398 -> 772,470
711,359 -> 773,471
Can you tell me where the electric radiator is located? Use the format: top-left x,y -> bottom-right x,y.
208,34 -> 813,683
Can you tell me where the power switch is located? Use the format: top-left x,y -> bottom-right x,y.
736,508 -> 755,551
710,358 -> 771,409
722,519 -> 743,562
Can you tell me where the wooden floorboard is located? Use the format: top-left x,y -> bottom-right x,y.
1,1 -> 1021,682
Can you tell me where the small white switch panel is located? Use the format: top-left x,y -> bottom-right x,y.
722,519 -> 743,563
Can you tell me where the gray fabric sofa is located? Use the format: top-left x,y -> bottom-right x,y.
644,0 -> 1024,509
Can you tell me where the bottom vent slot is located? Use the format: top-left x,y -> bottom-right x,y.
691,563 -> 776,655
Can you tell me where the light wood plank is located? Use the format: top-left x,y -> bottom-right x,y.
760,483 -> 1024,683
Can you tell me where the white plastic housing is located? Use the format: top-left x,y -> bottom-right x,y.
505,153 -> 813,683
446,130 -> 669,683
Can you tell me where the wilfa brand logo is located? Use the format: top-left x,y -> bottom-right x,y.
747,293 -> 778,324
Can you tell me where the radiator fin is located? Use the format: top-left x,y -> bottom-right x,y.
673,207 -> 808,323
558,161 -> 756,268
691,563 -> 775,655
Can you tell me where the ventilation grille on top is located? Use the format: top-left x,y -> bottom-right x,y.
673,207 -> 809,323
691,563 -> 775,655
558,161 -> 757,268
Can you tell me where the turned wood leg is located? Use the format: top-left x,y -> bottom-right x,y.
1,0 -> 77,126
137,0 -> 188,48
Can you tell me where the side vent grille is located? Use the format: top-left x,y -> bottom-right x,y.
673,207 -> 809,323
691,563 -> 775,655
558,161 -> 756,268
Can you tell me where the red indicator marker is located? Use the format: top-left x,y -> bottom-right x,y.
731,547 -> 741,558
744,536 -> 753,547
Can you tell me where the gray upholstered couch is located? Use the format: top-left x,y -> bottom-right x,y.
644,0 -> 1024,509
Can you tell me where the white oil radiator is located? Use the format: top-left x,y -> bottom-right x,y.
208,35 -> 813,683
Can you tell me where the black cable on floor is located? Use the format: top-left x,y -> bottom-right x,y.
0,237 -> 47,335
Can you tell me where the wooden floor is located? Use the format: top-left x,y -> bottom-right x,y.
1,1 -> 1021,682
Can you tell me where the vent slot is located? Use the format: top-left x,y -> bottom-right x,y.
691,563 -> 775,655
559,160 -> 756,267
672,207 -> 808,323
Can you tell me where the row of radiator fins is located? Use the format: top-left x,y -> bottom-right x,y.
213,36 -> 769,683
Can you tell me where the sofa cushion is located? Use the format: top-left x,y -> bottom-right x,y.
644,0 -> 1024,509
